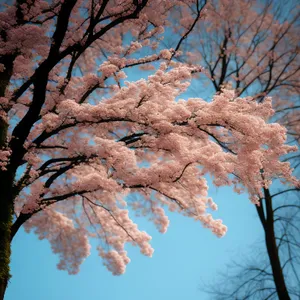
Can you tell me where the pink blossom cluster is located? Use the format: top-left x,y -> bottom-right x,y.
0,149 -> 11,171
20,66 -> 297,274
24,209 -> 91,274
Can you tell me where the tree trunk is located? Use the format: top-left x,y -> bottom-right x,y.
0,170 -> 14,300
0,118 -> 14,300
0,21 -> 25,297
263,189 -> 291,300
0,61 -> 14,300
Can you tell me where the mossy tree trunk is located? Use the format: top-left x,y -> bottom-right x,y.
0,171 -> 14,300
0,53 -> 15,300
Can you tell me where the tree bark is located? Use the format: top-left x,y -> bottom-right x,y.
263,188 -> 291,300
0,49 -> 15,300
0,116 -> 14,300
0,170 -> 14,300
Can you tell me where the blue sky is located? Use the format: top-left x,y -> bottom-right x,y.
7,181 -> 263,300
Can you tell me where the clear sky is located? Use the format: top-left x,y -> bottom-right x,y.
6,180 -> 263,300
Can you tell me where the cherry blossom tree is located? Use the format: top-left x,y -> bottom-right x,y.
170,0 -> 299,298
0,1 -> 298,300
